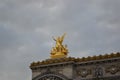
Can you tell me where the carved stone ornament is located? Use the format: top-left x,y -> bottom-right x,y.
94,66 -> 103,78
77,68 -> 91,77
106,65 -> 119,74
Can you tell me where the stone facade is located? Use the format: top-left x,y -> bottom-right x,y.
30,52 -> 120,80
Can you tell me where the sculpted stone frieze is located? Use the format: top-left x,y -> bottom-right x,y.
77,68 -> 91,78
106,65 -> 119,74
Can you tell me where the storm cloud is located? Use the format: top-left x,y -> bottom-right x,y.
0,0 -> 120,80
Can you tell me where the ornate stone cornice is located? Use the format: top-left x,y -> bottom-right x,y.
30,52 -> 120,68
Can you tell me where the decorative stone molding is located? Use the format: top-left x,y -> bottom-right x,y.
106,65 -> 119,74
94,66 -> 103,78
77,68 -> 91,78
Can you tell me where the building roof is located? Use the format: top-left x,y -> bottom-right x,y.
30,52 -> 120,68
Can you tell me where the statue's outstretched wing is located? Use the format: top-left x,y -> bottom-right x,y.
61,33 -> 66,41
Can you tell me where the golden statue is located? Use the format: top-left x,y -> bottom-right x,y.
50,33 -> 68,59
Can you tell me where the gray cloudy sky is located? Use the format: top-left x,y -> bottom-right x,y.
0,0 -> 120,80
